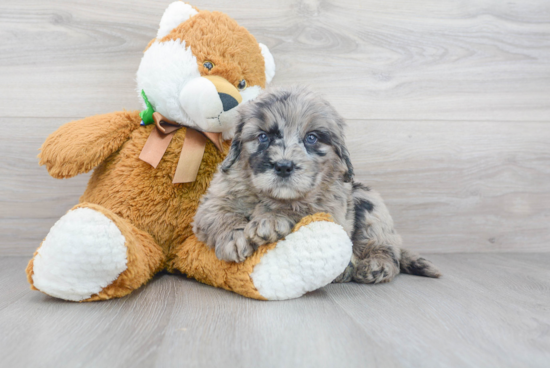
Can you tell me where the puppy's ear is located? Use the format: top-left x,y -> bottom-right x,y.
330,114 -> 354,183
337,143 -> 354,183
221,121 -> 244,172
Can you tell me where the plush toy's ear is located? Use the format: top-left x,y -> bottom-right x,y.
259,43 -> 276,84
157,2 -> 198,39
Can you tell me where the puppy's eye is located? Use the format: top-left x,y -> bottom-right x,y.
258,133 -> 269,143
203,61 -> 214,70
305,133 -> 318,145
238,80 -> 247,90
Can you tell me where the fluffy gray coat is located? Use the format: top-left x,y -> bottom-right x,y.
193,86 -> 440,283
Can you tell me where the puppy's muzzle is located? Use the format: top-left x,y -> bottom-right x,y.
274,160 -> 295,178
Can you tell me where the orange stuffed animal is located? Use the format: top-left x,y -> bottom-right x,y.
26,1 -> 352,301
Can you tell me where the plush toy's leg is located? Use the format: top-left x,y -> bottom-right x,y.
26,203 -> 164,302
168,213 -> 352,301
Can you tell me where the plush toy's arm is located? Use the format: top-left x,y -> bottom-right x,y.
171,213 -> 353,301
39,111 -> 142,178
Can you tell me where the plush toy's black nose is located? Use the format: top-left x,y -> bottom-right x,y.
274,160 -> 295,178
219,93 -> 239,111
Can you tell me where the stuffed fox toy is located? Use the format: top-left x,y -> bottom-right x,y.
25,2 -> 353,302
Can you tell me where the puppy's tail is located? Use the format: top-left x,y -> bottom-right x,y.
399,249 -> 441,278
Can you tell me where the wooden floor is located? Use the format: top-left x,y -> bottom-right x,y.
1,254 -> 549,368
1,0 -> 550,255
1,0 -> 549,367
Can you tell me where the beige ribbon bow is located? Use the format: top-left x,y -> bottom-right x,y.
139,112 -> 223,183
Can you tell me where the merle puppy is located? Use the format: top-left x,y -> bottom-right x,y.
193,86 -> 440,284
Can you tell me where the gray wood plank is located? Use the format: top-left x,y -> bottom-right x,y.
0,0 -> 549,121
347,120 -> 550,253
326,253 -> 550,368
1,254 -> 549,367
150,280 -> 401,368
0,262 -> 401,368
0,117 -> 89,255
3,118 -> 549,256
0,257 -> 33,311
1,273 -> 177,368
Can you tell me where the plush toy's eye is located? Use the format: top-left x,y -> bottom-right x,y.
305,133 -> 318,145
238,79 -> 247,90
203,61 -> 214,71
258,133 -> 269,143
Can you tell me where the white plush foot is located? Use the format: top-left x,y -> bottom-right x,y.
32,208 -> 127,301
250,221 -> 352,300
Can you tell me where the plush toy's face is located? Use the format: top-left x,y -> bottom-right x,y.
136,2 -> 275,138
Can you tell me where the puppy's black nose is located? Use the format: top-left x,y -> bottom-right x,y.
218,93 -> 239,111
274,160 -> 295,177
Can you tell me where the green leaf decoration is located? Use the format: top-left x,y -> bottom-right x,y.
140,90 -> 155,125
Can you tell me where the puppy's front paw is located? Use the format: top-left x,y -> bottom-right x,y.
353,255 -> 399,284
244,215 -> 293,247
215,229 -> 254,263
